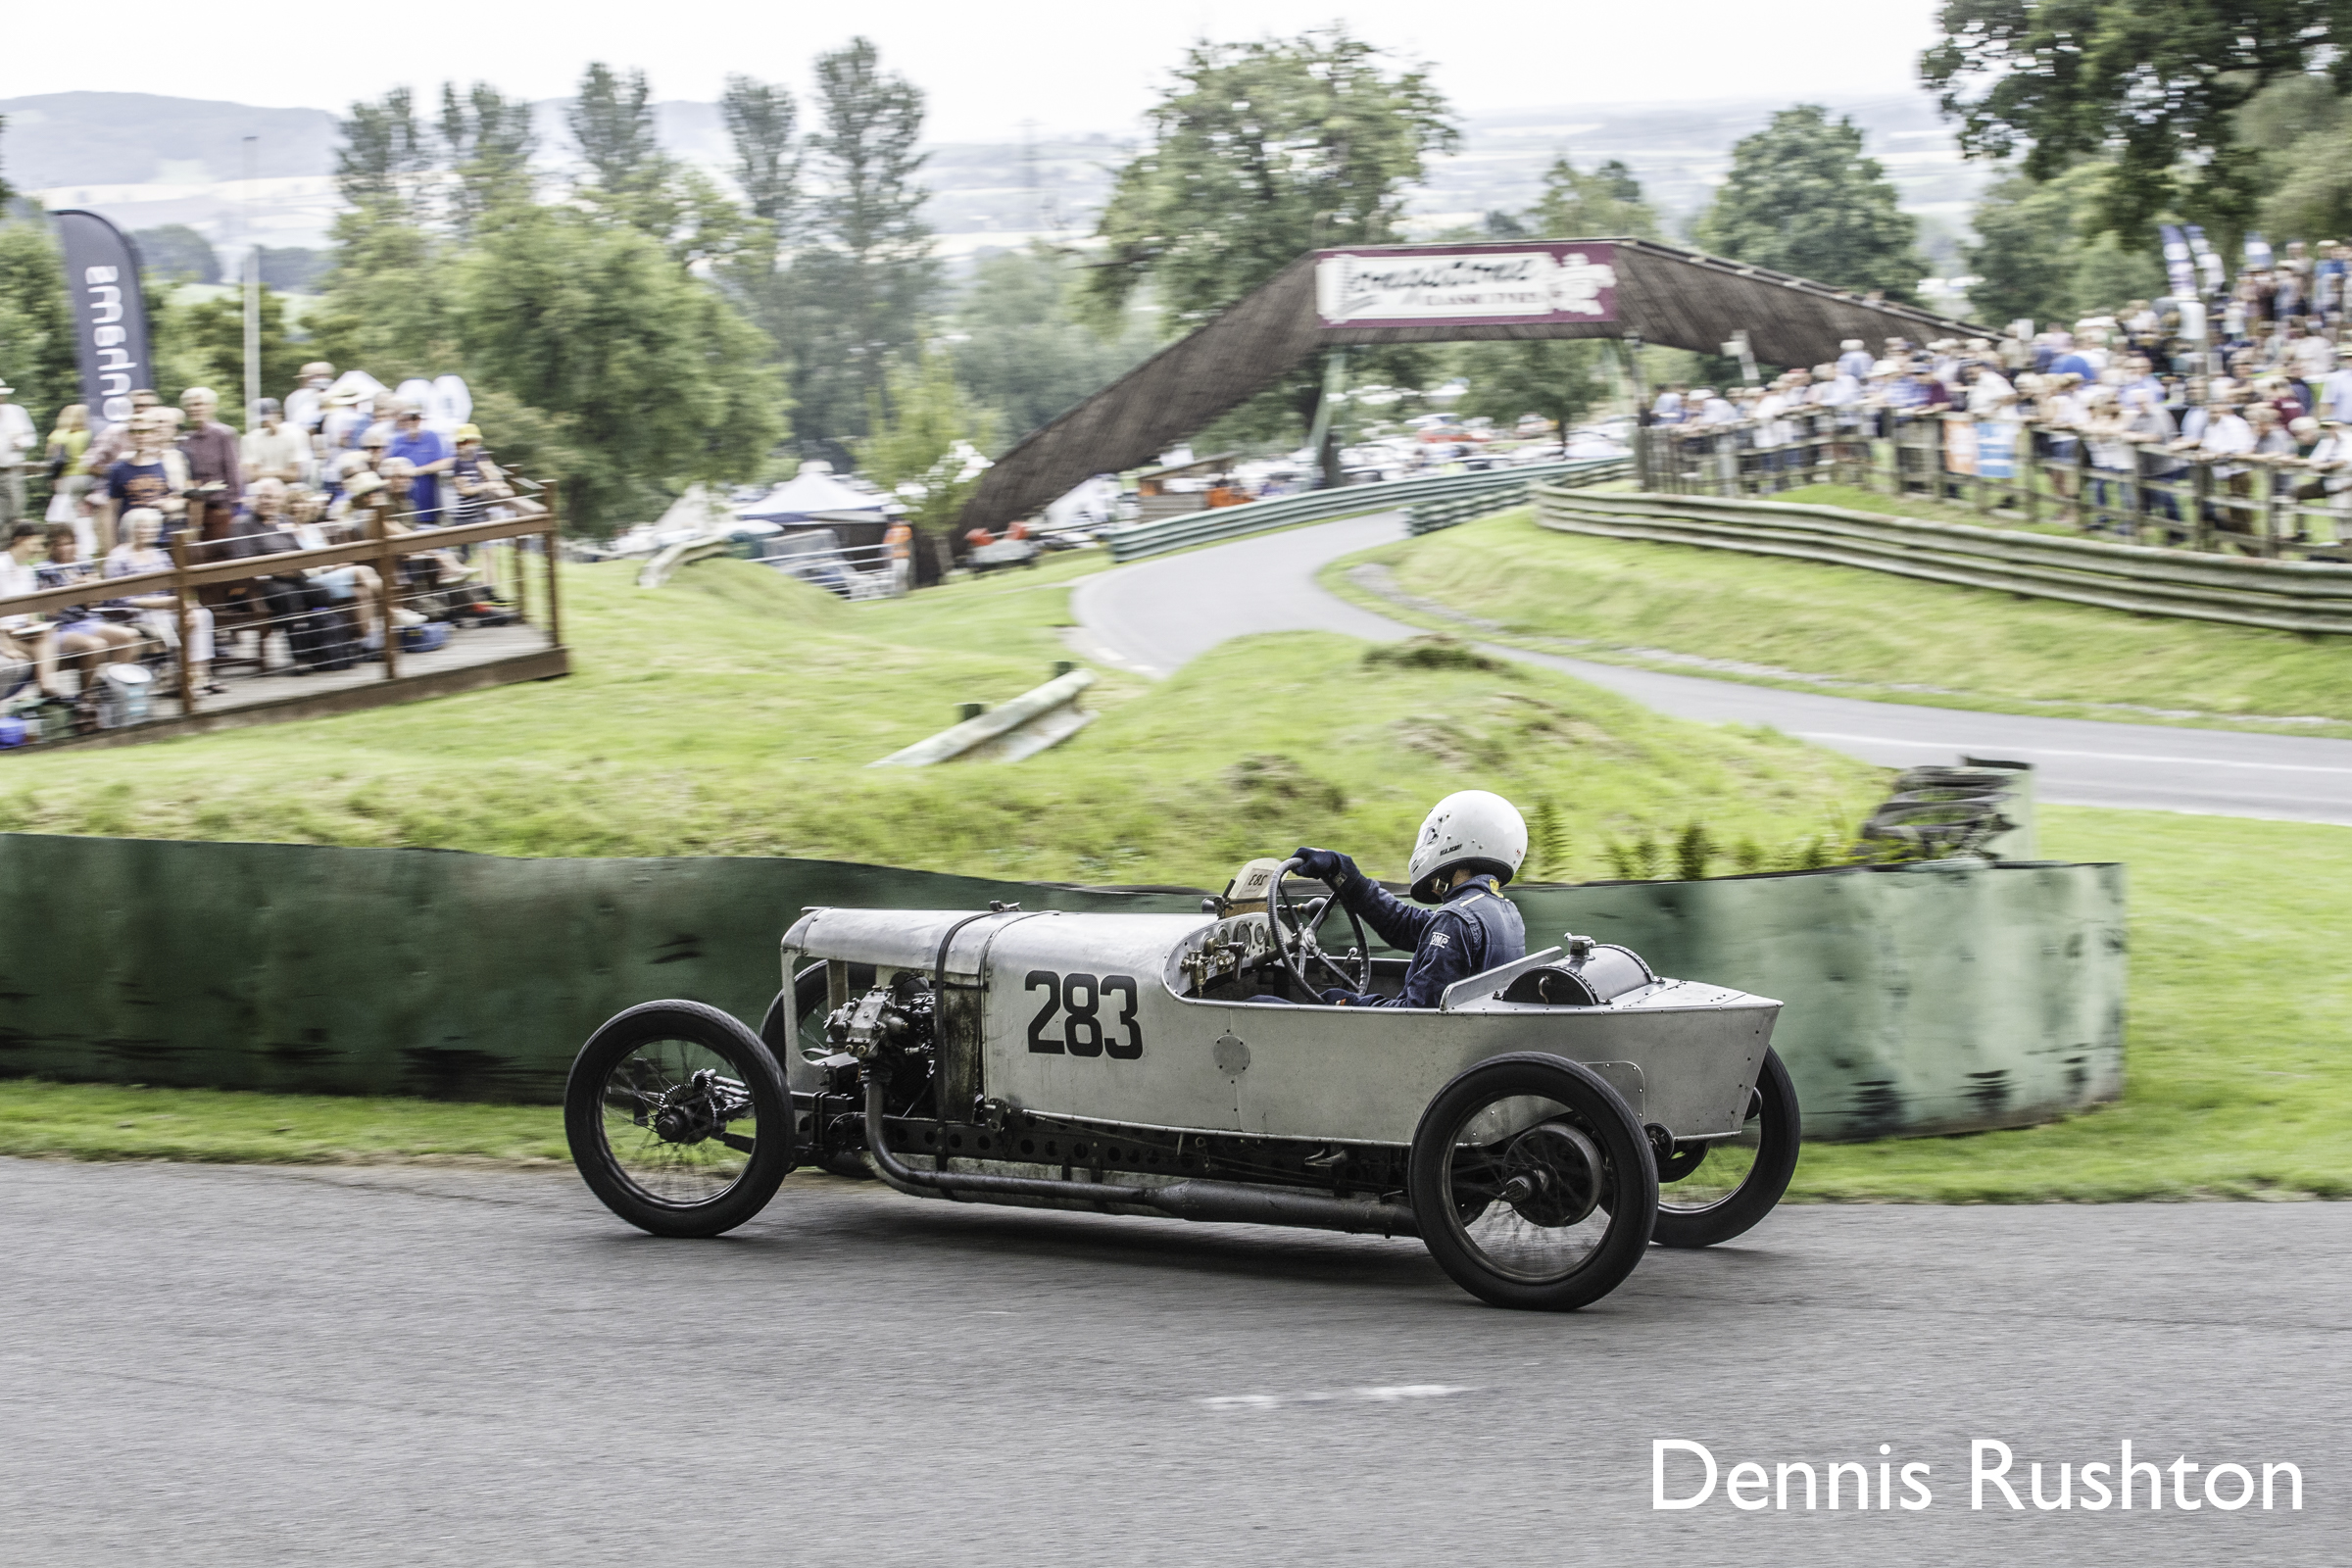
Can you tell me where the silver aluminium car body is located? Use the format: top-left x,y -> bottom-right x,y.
778,905 -> 1780,1149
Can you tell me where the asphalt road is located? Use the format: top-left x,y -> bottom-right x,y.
1068,513 -> 2352,823
3,1157 -> 2341,1566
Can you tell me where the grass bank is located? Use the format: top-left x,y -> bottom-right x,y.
0,552 -> 1880,886
7,806 -> 2346,1201
1324,503 -> 2352,735
0,1080 -> 564,1164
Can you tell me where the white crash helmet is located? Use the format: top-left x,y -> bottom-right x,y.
1405,790 -> 1528,903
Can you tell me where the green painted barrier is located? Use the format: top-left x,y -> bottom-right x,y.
1513,861 -> 2126,1140
0,834 -> 2122,1139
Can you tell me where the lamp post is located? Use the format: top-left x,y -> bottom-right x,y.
241,135 -> 261,431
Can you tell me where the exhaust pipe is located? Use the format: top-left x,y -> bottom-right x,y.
860,1077 -> 1417,1239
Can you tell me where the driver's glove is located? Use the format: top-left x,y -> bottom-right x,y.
1291,847 -> 1358,891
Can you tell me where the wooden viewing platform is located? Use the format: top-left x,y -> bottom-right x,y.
2,508 -> 569,753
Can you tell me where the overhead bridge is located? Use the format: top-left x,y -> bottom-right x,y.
958,237 -> 1978,535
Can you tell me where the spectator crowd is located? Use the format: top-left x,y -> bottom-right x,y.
1,363 -> 543,737
1643,247 -> 2352,549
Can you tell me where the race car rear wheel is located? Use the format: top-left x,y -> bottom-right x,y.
1408,1053 -> 1657,1311
1649,1048 -> 1800,1250
565,1001 -> 795,1238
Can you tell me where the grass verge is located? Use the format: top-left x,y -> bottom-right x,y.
0,1080 -> 564,1164
0,551 -> 1881,886
1323,504 -> 2352,736
7,806 -> 2347,1199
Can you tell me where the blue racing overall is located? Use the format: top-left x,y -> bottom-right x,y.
1309,858 -> 1526,1008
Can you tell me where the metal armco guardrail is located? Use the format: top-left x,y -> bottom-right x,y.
869,667 -> 1097,765
0,832 -> 2122,1140
637,532 -> 734,588
1536,487 -> 2352,636
1104,457 -> 1629,563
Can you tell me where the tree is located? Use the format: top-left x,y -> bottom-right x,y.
334,86 -> 431,219
1966,162 -> 2165,328
310,213 -> 456,383
1921,0 -> 2340,243
440,81 -> 537,235
1694,105 -> 1925,300
950,244 -> 1156,446
1528,156 -> 1661,239
1086,27 -> 1457,328
132,223 -> 220,285
152,283 -> 309,419
255,247 -> 329,293
567,64 -> 675,235
0,219 -> 76,429
1452,340 -> 1607,435
720,74 -> 801,229
788,37 -> 940,463
1085,27 -> 1456,472
2239,74 -> 2352,244
858,340 -> 993,580
455,205 -> 785,531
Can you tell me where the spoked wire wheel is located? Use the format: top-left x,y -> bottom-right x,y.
565,1001 -> 795,1237
1650,1048 -> 1801,1250
1409,1054 -> 1656,1311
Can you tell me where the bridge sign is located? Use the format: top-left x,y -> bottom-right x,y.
1315,242 -> 1618,328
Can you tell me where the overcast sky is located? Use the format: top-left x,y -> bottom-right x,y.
5,0 -> 1946,142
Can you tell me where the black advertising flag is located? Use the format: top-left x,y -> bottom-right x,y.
51,210 -> 154,438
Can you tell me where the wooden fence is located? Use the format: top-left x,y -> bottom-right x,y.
1640,411 -> 2351,564
1,503 -> 566,747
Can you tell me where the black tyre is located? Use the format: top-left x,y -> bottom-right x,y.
564,1001 -> 795,1237
1650,1048 -> 1800,1250
1408,1053 -> 1658,1311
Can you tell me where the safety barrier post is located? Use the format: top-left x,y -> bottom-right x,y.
545,498 -> 564,651
2262,466 -> 2284,560
371,514 -> 401,680
170,534 -> 196,714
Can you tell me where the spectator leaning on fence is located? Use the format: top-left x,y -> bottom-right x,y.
2,520 -> 122,710
385,405 -> 452,524
38,523 -> 146,672
103,507 -> 219,693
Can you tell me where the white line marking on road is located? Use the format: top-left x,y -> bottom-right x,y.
1200,1384 -> 1474,1411
1794,732 -> 2352,775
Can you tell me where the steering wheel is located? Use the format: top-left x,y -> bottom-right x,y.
1270,858 -> 1373,1002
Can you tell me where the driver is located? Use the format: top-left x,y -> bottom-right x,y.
1291,790 -> 1528,1007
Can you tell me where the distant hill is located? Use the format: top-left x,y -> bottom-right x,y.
1,89 -> 1985,264
0,92 -> 340,186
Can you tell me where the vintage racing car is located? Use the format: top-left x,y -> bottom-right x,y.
564,858 -> 1800,1310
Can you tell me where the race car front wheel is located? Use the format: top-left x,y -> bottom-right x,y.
1650,1047 -> 1800,1250
565,1001 -> 795,1237
1408,1053 -> 1658,1311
